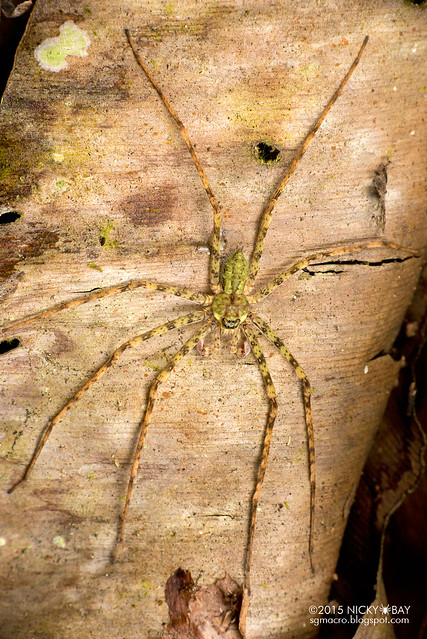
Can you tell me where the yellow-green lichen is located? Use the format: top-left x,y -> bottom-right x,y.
99,220 -> 119,248
0,147 -> 13,179
52,151 -> 65,163
89,261 -> 103,271
300,63 -> 320,78
53,178 -> 69,193
34,21 -> 90,72
53,536 -> 66,548
141,581 -> 152,595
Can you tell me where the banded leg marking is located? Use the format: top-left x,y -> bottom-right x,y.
249,313 -> 315,573
2,280 -> 212,333
8,310 -> 207,493
238,322 -> 278,637
244,36 -> 369,294
249,240 -> 418,303
241,323 -> 278,588
126,30 -> 222,293
113,316 -> 216,559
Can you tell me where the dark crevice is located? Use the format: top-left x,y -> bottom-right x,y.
0,211 -> 22,225
254,141 -> 282,165
303,268 -> 345,276
201,513 -> 236,519
0,337 -> 20,354
78,287 -> 105,294
368,349 -> 403,363
370,161 -> 389,230
303,254 -> 416,276
310,255 -> 417,268
0,1 -> 36,99
368,350 -> 389,362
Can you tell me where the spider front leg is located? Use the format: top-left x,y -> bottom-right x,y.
2,280 -> 212,333
244,36 -> 369,294
113,316 -> 216,560
126,30 -> 223,293
249,313 -> 315,573
8,310 -> 207,493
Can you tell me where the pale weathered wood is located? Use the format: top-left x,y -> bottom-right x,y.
0,1 -> 426,638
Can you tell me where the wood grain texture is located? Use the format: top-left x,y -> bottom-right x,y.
0,1 -> 426,638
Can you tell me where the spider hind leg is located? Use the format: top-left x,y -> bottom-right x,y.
7,311 -> 207,493
249,313 -> 315,573
238,322 -> 278,637
113,317 -> 216,560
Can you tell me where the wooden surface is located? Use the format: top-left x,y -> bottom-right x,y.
0,1 -> 426,638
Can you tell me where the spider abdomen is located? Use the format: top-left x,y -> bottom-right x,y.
221,250 -> 248,294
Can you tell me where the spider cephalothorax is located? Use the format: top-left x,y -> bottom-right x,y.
212,293 -> 249,330
4,31 -> 417,638
212,251 -> 250,331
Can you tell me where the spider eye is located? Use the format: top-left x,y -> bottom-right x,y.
222,318 -> 240,329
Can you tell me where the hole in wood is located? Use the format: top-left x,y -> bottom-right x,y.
254,141 -> 281,165
0,338 -> 21,354
0,211 -> 21,225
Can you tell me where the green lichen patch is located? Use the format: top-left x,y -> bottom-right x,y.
52,178 -> 70,193
99,220 -> 119,248
34,21 -> 90,73
52,536 -> 66,548
88,261 -> 103,272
